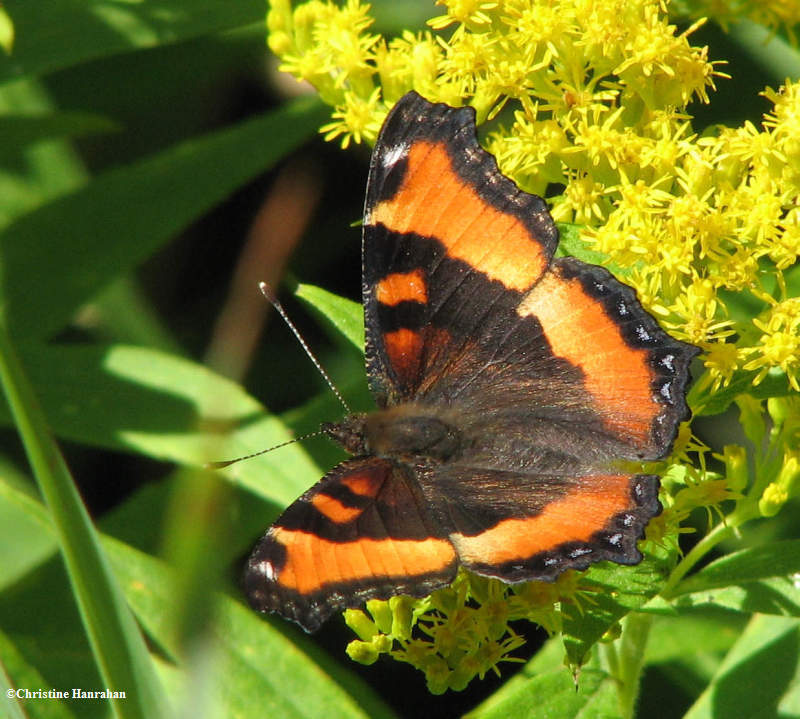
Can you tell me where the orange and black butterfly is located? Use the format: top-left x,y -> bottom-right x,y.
244,91 -> 698,632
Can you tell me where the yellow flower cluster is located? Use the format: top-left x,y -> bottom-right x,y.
343,569 -> 581,694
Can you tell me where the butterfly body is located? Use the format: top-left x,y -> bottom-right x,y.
245,91 -> 699,633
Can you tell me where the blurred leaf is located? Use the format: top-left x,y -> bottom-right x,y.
0,0 -> 263,81
0,96 -> 327,342
103,536 -> 397,719
0,343 -> 322,506
0,111 -> 117,156
0,326 -> 166,718
562,545 -> 674,668
0,460 -> 56,592
0,629 -> 76,719
644,610 -> 745,666
0,78 -> 87,228
1,478 -> 396,719
684,615 -> 800,719
0,7 -> 13,55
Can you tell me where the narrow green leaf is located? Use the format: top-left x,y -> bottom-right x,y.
0,326 -> 166,718
684,615 -> 800,719
691,367 -> 792,416
0,97 -> 327,342
668,540 -> 800,597
0,77 -> 88,229
294,282 -> 365,352
673,579 -> 800,617
0,460 -> 57,592
728,20 -> 800,81
0,0 -> 263,81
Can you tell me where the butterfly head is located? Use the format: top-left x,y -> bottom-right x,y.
323,405 -> 465,463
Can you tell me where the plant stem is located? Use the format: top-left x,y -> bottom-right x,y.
661,501 -> 759,598
600,613 -> 654,719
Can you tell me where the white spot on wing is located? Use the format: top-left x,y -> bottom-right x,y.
257,559 -> 277,581
382,143 -> 407,170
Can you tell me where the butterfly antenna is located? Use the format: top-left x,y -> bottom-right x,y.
259,282 -> 352,414
205,430 -> 324,469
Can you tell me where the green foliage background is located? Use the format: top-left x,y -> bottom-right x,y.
0,2 -> 799,718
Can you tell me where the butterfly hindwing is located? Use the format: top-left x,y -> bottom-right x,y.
244,457 -> 457,632
416,465 -> 661,582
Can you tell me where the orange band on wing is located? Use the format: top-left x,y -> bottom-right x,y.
376,270 -> 428,306
341,474 -> 382,497
271,528 -> 456,595
451,475 -> 632,565
370,141 -> 548,291
311,494 -> 362,524
519,272 -> 659,443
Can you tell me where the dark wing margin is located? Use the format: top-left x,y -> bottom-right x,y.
244,457 -> 457,632
362,91 -> 559,406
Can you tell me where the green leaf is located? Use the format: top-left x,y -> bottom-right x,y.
0,459 -> 57,592
684,615 -> 800,719
673,579 -> 800,617
562,545 -> 674,668
0,112 -> 117,156
468,637 -> 568,716
556,222 -> 630,277
0,343 -> 322,506
668,540 -> 800,597
0,77 -> 88,229
0,7 -> 14,55
0,0 -> 263,81
0,629 -> 77,719
294,283 -> 365,352
465,667 -> 620,719
0,97 -> 327,342
0,325 -> 166,718
644,611 -> 745,666
691,367 -> 792,416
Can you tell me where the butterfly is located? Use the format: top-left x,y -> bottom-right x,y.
244,91 -> 698,633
